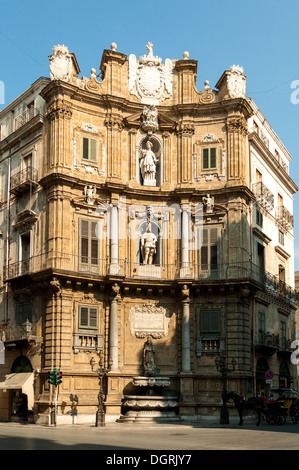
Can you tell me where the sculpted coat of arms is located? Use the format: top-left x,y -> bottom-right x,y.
129,42 -> 174,104
49,45 -> 72,82
226,65 -> 246,99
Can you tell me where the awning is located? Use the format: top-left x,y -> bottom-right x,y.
0,373 -> 34,409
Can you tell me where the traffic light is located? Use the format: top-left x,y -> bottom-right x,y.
48,368 -> 63,386
48,370 -> 56,385
56,370 -> 62,385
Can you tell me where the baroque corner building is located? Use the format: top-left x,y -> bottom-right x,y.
0,42 -> 298,424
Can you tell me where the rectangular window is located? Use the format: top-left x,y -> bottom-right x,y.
200,310 -> 221,336
79,305 -> 98,330
258,311 -> 266,333
280,320 -> 287,348
200,227 -> 219,273
79,219 -> 99,271
256,207 -> 263,227
278,229 -> 284,245
202,147 -> 217,170
16,302 -> 31,325
82,137 -> 98,163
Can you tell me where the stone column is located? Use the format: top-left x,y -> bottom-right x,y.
181,285 -> 191,372
109,200 -> 119,275
109,283 -> 120,372
180,204 -> 190,277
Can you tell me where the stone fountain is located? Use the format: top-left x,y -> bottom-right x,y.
118,336 -> 180,423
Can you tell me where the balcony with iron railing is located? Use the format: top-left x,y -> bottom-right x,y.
275,205 -> 294,231
255,330 -> 279,355
252,181 -> 274,212
2,320 -> 43,345
10,166 -> 38,195
14,107 -> 40,132
3,252 -> 299,305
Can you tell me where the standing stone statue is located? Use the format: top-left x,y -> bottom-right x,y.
143,336 -> 157,376
141,223 -> 157,265
139,140 -> 158,186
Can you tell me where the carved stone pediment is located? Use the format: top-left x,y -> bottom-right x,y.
12,210 -> 38,231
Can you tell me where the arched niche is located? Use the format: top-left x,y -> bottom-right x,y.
136,219 -> 162,265
136,135 -> 163,187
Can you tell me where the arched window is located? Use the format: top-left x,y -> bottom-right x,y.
11,355 -> 33,373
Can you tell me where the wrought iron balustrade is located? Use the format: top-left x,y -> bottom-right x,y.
10,166 -> 38,194
14,107 -> 40,131
2,320 -> 42,344
275,205 -> 294,230
257,330 -> 279,349
252,181 -> 274,212
3,253 -> 298,304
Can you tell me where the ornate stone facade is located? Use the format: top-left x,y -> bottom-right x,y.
0,43 -> 297,425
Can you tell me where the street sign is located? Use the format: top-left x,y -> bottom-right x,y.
265,369 -> 274,380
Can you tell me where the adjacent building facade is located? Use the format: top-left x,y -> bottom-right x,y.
0,42 -> 297,424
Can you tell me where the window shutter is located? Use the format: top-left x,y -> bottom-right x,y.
200,310 -> 220,335
89,308 -> 98,328
202,148 -> 209,169
80,220 -> 89,263
210,147 -> 217,168
82,137 -> 89,159
200,311 -> 210,333
89,139 -> 97,162
80,307 -> 89,327
210,310 -> 220,333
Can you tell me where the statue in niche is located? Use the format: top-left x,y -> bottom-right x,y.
141,222 -> 157,265
202,194 -> 214,213
139,140 -> 158,186
84,185 -> 96,205
143,336 -> 158,376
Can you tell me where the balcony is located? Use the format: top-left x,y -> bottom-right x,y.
275,205 -> 293,231
255,330 -> 279,355
2,320 -> 43,346
196,336 -> 226,357
277,337 -> 293,359
14,107 -> 40,132
3,253 -> 298,305
10,166 -> 38,195
73,331 -> 103,354
252,181 -> 274,212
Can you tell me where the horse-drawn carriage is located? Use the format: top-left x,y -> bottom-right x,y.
264,389 -> 299,425
224,389 -> 299,426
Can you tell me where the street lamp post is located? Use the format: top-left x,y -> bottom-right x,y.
90,353 -> 112,427
215,354 -> 237,424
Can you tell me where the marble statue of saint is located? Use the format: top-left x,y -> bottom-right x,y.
84,185 -> 96,205
202,194 -> 214,213
141,224 -> 157,265
139,140 -> 158,184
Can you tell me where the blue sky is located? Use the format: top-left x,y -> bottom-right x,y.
1,0 -> 299,270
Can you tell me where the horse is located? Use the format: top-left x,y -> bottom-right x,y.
223,392 -> 265,426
